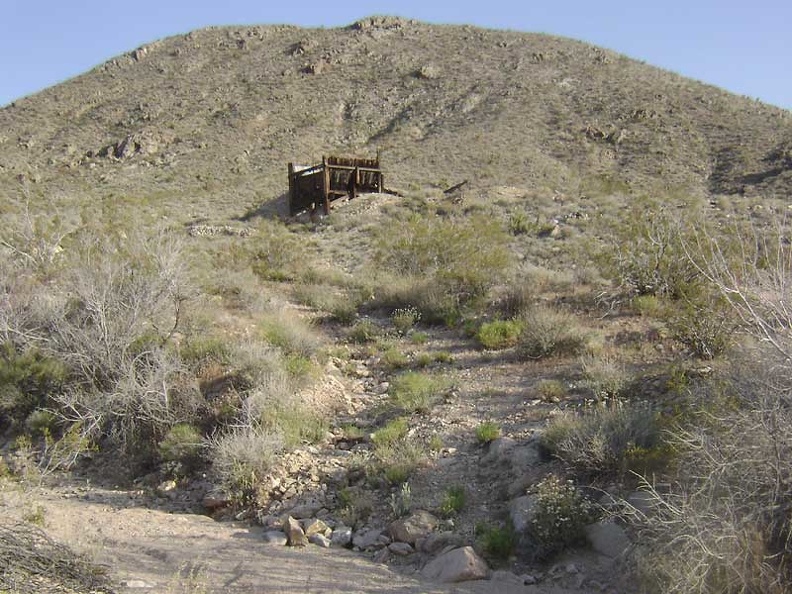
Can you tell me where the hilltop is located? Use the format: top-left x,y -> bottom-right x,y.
1,15 -> 790,222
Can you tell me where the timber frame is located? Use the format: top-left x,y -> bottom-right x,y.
288,154 -> 384,215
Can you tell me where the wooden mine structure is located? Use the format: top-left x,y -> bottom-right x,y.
288,154 -> 384,215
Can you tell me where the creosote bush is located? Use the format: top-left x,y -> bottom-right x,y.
476,319 -> 523,350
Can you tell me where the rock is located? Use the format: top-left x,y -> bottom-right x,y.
627,491 -> 656,516
283,516 -> 308,547
157,480 -> 177,495
421,546 -> 489,583
309,533 -> 332,548
509,443 -> 542,471
389,510 -> 439,544
373,548 -> 390,564
262,531 -> 287,546
331,526 -> 352,547
482,437 -> 517,465
585,520 -> 631,558
202,487 -> 233,511
420,531 -> 465,555
509,495 -> 537,533
388,541 -> 415,556
352,528 -> 383,550
301,518 -> 330,537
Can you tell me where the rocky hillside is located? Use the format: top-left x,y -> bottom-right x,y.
1,15 -> 790,221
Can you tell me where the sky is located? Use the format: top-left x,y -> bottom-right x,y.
1,0 -> 790,110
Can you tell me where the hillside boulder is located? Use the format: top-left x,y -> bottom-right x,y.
421,546 -> 489,583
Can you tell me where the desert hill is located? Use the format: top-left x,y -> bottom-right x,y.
1,15 -> 790,221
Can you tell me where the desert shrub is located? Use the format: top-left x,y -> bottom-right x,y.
179,336 -> 234,369
580,350 -> 629,400
630,394 -> 792,593
0,521 -> 112,593
389,372 -> 448,414
666,293 -> 735,359
536,379 -> 566,402
348,319 -> 380,343
495,281 -> 534,318
476,319 -> 524,350
518,306 -> 587,359
476,522 -> 517,560
249,221 -> 304,281
381,345 -> 409,370
527,474 -> 597,557
373,214 -> 510,323
508,212 -> 532,235
389,482 -> 412,518
475,420 -> 501,444
0,343 -> 68,432
391,306 -> 421,334
602,200 -> 699,298
159,423 -> 204,472
541,400 -> 663,476
439,485 -> 466,517
372,417 -> 409,448
207,427 -> 284,504
258,310 -> 324,359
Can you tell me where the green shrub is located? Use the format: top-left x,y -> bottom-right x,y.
476,319 -> 524,350
179,336 -> 233,368
528,474 -> 597,557
541,400 -> 664,476
602,201 -> 699,298
389,372 -> 448,414
159,423 -> 204,471
381,346 -> 409,370
372,417 -> 409,448
348,319 -> 380,343
475,421 -> 501,444
667,294 -> 735,359
477,522 -> 517,560
439,485 -> 466,517
0,343 -> 68,432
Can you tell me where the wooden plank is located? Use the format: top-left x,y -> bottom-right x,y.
322,155 -> 330,215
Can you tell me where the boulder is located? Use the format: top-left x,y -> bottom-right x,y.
420,531 -> 465,555
389,510 -> 439,544
482,437 -> 517,465
352,527 -> 383,550
301,518 -> 330,537
331,526 -> 352,547
262,531 -> 287,546
585,520 -> 631,558
509,495 -> 537,533
421,546 -> 489,583
283,516 -> 308,547
388,542 -> 415,556
309,533 -> 332,548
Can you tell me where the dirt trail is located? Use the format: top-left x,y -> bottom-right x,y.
1,482 -> 580,594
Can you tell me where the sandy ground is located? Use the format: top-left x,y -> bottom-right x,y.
1,481 -> 581,594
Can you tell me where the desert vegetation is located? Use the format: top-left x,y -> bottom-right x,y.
1,16 -> 792,594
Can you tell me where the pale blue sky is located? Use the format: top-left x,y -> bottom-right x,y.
1,0 -> 790,110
